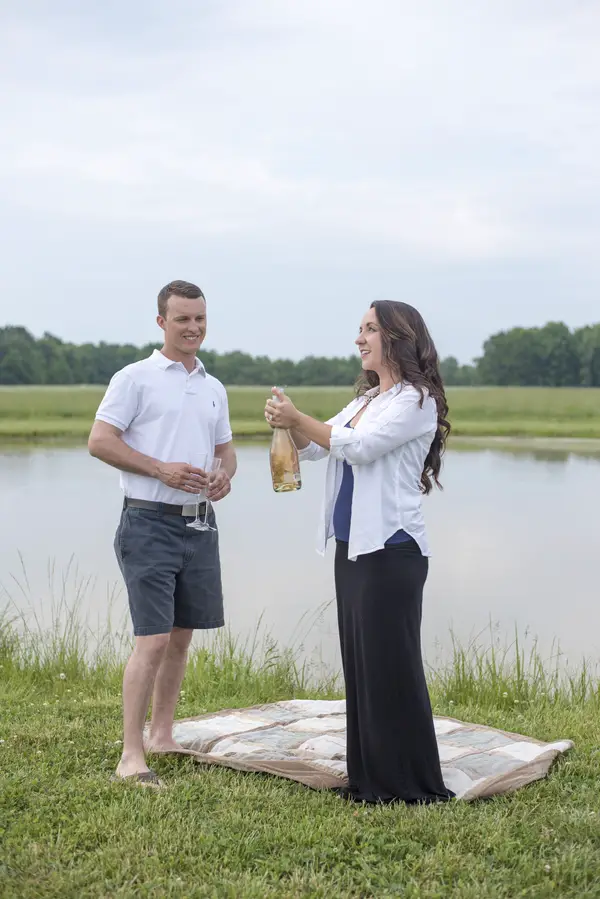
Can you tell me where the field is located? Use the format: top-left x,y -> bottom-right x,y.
1,608 -> 599,898
0,385 -> 599,441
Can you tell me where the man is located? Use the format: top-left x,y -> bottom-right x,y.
89,280 -> 236,787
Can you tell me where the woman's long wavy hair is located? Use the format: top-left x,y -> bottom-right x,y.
356,300 -> 450,494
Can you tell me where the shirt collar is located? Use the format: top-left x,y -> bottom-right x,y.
150,349 -> 206,376
365,382 -> 402,399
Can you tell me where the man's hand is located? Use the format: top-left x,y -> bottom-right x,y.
206,470 -> 231,502
155,462 -> 208,493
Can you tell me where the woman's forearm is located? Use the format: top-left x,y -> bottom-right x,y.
289,428 -> 311,450
293,413 -> 333,450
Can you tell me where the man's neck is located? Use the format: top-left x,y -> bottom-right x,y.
160,347 -> 198,374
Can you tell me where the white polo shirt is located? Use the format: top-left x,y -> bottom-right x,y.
95,349 -> 232,504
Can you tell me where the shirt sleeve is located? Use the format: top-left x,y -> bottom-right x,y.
329,392 -> 437,465
95,370 -> 139,432
215,386 -> 233,445
297,400 -> 359,462
297,441 -> 328,462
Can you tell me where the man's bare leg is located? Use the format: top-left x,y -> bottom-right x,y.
146,627 -> 194,752
116,633 -> 171,778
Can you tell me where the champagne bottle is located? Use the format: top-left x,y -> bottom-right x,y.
269,388 -> 302,493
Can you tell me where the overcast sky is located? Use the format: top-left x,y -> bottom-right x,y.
1,0 -> 599,363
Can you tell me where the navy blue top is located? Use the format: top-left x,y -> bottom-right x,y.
333,423 -> 412,545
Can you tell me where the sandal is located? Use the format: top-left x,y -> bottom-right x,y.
110,768 -> 165,789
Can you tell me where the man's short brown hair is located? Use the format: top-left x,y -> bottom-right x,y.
157,280 -> 205,318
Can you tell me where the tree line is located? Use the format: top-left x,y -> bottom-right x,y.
441,322 -> 600,387
0,321 -> 599,387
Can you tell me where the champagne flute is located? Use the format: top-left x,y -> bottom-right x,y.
201,457 -> 222,531
186,452 -> 209,531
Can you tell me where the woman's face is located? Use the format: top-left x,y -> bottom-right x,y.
355,307 -> 384,373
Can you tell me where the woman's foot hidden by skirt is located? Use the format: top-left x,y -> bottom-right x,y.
334,539 -> 454,806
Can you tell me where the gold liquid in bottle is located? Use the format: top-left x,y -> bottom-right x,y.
269,389 -> 302,493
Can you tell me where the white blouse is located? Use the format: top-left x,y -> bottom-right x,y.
298,383 -> 438,561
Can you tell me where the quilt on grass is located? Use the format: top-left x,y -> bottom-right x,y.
168,700 -> 573,800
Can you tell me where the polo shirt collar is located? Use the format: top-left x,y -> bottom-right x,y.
150,349 -> 206,376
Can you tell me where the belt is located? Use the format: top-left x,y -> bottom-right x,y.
124,498 -> 207,517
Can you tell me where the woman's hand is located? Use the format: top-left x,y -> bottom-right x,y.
264,388 -> 301,429
265,389 -> 333,451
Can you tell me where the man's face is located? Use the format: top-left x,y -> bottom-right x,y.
158,295 -> 207,356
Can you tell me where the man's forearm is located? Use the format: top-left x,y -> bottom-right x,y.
214,442 -> 237,479
89,432 -> 160,479
293,413 -> 333,450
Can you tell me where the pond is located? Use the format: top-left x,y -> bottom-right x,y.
1,443 -> 598,671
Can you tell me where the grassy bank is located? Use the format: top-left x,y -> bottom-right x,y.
1,611 -> 599,898
0,385 -> 599,441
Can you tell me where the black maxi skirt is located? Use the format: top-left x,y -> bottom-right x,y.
335,537 -> 453,804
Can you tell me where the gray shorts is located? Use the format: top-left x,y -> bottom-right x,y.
114,504 -> 224,637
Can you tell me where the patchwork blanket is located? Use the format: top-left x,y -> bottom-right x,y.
171,700 -> 573,800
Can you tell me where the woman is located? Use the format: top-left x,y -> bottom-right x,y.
265,300 -> 453,805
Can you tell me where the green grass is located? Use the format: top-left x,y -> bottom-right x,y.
0,385 -> 599,441
1,607 -> 599,898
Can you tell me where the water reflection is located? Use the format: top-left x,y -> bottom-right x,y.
0,442 -> 598,671
450,438 -> 600,464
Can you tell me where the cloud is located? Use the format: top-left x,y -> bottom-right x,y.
0,0 -> 599,357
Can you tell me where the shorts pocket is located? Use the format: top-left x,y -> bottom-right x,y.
116,512 -> 130,557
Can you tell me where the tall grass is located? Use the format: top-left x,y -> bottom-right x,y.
0,554 -> 127,681
3,598 -> 600,897
430,624 -> 599,709
0,385 -> 599,439
0,579 -> 341,705
2,591 -> 598,711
